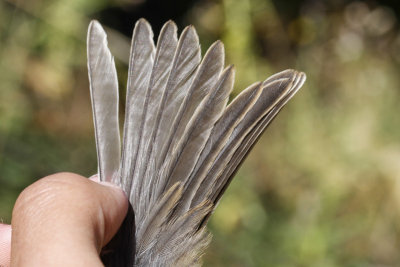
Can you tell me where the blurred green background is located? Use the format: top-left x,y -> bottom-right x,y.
1,0 -> 400,265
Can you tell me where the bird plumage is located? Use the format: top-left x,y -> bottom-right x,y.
87,18 -> 306,266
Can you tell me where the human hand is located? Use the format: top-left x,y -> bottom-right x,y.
0,172 -> 128,267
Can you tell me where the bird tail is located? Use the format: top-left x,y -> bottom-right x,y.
87,19 -> 306,266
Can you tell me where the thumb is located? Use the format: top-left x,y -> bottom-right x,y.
11,172 -> 128,267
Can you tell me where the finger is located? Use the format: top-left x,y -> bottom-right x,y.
11,172 -> 128,267
0,224 -> 11,267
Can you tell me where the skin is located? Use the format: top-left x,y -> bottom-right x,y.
0,172 -> 128,267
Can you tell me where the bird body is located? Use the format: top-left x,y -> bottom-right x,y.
87,18 -> 306,266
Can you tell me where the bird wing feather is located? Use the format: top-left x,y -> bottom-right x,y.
145,26 -> 201,206
154,41 -> 225,197
87,20 -> 120,183
189,73 -> 296,208
211,72 -> 307,205
174,81 -> 264,215
87,19 -> 307,267
120,19 -> 155,195
129,21 -> 179,213
166,65 -> 235,189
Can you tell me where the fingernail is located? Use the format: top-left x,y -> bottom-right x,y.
89,174 -> 99,182
89,175 -> 125,195
99,181 -> 123,191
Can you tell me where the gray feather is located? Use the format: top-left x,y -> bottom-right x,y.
174,81 -> 264,215
189,74 -> 296,208
136,183 -> 182,256
210,71 -> 307,206
146,26 -> 201,206
86,19 -> 306,267
120,19 -> 155,196
166,65 -> 235,189
151,26 -> 201,172
131,21 -> 178,214
154,41 -> 225,197
87,20 -> 120,183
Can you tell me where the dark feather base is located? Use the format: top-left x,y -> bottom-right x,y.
101,204 -> 136,266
